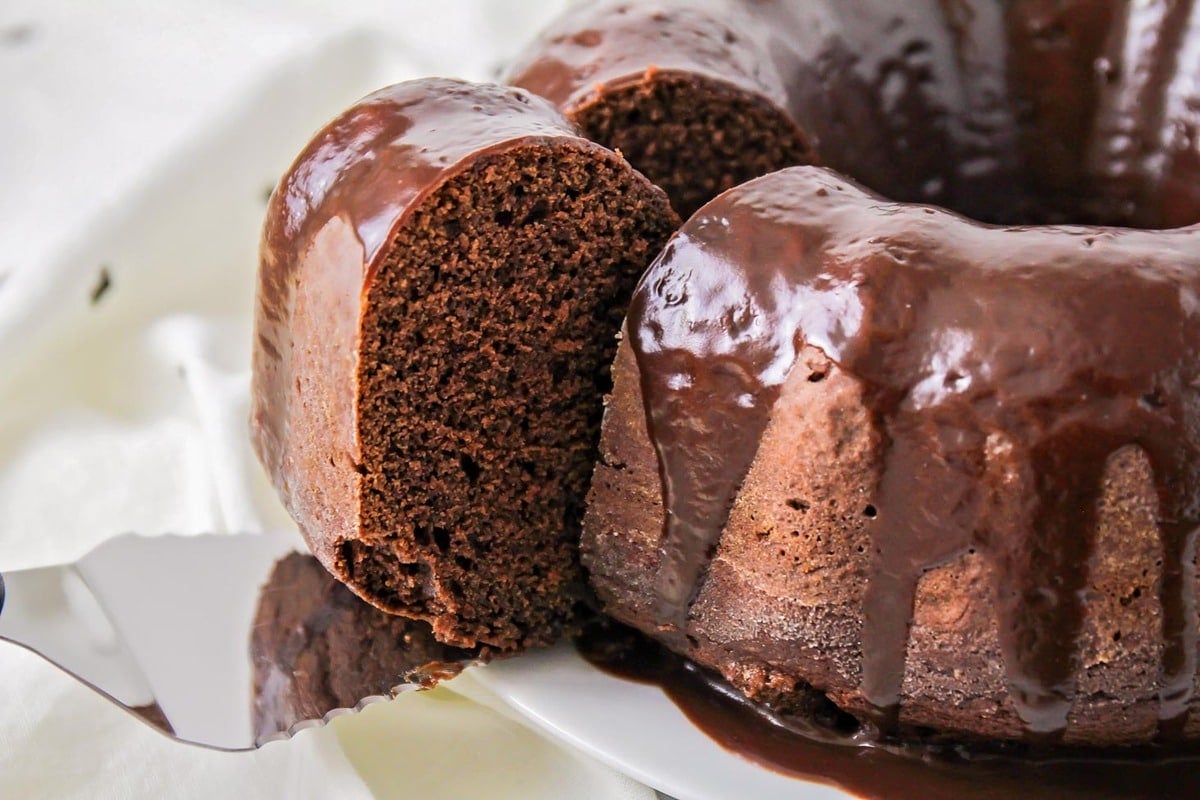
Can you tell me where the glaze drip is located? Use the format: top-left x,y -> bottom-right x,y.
629,235 -> 790,633
628,166 -> 1200,739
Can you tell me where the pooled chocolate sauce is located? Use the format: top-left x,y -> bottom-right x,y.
578,620 -> 1200,800
629,166 -> 1200,742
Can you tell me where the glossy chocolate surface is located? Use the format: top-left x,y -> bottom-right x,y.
629,165 -> 1200,740
508,0 -> 1200,226
579,620 -> 1200,800
250,79 -> 589,567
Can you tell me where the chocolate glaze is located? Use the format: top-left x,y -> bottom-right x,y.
250,78 -> 610,585
628,165 -> 1200,741
578,620 -> 1200,800
508,0 -> 1200,227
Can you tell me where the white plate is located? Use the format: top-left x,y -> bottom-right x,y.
473,644 -> 851,800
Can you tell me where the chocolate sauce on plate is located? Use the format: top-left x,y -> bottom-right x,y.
578,620 -> 1200,800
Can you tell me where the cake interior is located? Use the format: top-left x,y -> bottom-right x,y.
343,143 -> 674,650
574,74 -> 815,220
251,552 -> 478,740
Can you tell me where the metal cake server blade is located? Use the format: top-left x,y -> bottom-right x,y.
0,530 -> 475,750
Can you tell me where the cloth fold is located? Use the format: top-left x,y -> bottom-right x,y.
0,1 -> 657,797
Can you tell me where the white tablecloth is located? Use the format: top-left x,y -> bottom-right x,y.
0,1 -> 656,797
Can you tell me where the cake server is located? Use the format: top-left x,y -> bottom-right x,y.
0,530 -> 462,750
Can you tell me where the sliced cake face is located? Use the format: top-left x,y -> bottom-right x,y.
584,165 -> 1200,745
252,79 -> 676,651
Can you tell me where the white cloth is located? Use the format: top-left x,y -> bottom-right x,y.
0,1 -> 655,797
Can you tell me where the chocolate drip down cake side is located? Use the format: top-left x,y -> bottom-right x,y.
249,0 -> 1200,788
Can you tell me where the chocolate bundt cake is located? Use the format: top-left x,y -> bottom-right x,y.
584,165 -> 1200,747
251,0 -> 1200,752
509,0 -> 1200,225
251,553 -> 477,741
251,78 -> 676,651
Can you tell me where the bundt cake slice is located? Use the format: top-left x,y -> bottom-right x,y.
584,165 -> 1200,747
250,552 -> 478,741
251,79 -> 677,651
